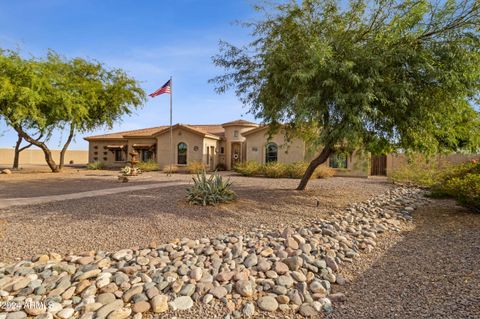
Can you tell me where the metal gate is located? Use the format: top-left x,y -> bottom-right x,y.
371,155 -> 387,176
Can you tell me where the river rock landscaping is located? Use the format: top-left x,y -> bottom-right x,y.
0,186 -> 428,319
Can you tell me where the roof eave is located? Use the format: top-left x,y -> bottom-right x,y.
84,137 -> 128,141
222,123 -> 258,128
122,135 -> 157,139
204,134 -> 222,140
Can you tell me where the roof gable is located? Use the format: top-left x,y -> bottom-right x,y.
152,124 -> 222,140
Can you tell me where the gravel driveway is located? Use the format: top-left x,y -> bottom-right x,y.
0,174 -> 391,261
0,169 -> 160,199
327,199 -> 480,319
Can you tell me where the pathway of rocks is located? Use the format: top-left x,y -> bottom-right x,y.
0,186 -> 429,319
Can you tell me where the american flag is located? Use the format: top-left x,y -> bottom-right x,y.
149,80 -> 171,97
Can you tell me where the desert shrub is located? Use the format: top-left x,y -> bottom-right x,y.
163,164 -> 178,174
314,165 -> 335,179
286,162 -> 309,178
389,155 -> 461,187
187,170 -> 237,206
87,161 -> 105,170
440,173 -> 480,211
390,162 -> 443,187
234,161 -> 263,176
263,162 -> 288,178
235,161 -> 335,179
430,161 -> 480,211
437,161 -> 479,181
186,161 -> 207,174
215,163 -> 227,171
137,160 -> 159,171
390,157 -> 479,187
392,157 -> 480,211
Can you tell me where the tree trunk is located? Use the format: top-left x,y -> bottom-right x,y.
13,125 -> 59,172
296,145 -> 333,190
58,123 -> 75,171
12,133 -> 22,170
12,131 -> 41,170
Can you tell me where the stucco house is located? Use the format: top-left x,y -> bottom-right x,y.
84,119 -> 383,177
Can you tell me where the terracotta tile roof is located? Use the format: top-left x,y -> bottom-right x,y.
222,119 -> 258,127
122,126 -> 170,137
84,123 -> 241,141
187,124 -> 225,136
84,126 -> 168,141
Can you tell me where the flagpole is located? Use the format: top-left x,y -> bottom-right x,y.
169,76 -> 173,177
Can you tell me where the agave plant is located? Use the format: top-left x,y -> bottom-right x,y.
187,170 -> 237,206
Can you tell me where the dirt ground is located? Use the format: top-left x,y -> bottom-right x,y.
0,170 -> 391,261
327,199 -> 480,319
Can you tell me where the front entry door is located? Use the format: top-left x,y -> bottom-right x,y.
231,142 -> 241,168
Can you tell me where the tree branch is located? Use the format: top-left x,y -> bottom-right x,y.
13,125 -> 59,172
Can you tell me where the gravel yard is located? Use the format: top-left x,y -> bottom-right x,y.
0,172 -> 478,319
0,185 -> 423,319
0,172 -> 392,261
327,199 -> 480,319
0,170 -> 159,199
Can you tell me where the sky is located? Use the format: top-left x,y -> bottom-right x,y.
0,0 -> 258,150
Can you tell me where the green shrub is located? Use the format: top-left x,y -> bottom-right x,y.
187,170 -> 237,206
390,161 -> 448,187
186,161 -> 207,174
441,173 -> 480,211
392,157 -> 480,211
87,161 -> 105,170
234,161 -> 263,176
431,161 -> 480,211
391,157 -> 479,187
137,160 -> 159,171
438,161 -> 479,181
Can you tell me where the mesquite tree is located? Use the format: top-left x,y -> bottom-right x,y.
0,50 -> 146,172
211,0 -> 480,190
12,129 -> 46,170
